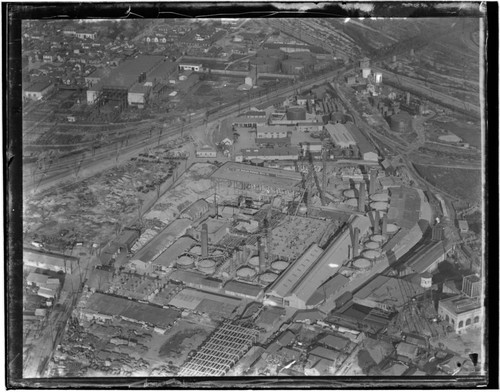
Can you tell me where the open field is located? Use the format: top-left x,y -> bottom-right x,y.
413,164 -> 482,203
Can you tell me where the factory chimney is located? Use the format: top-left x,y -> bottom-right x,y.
258,237 -> 266,273
369,171 -> 376,195
358,182 -> 366,213
353,228 -> 360,258
201,223 -> 208,258
382,214 -> 388,235
406,92 -> 411,106
374,210 -> 380,234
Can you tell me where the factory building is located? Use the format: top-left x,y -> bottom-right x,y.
462,274 -> 482,298
77,292 -> 180,332
236,147 -> 300,162
179,199 -> 211,221
189,218 -> 231,245
233,110 -> 268,128
24,248 -> 78,274
325,123 -> 357,148
346,123 -> 379,162
353,275 -> 426,312
256,136 -> 291,147
211,162 -> 303,200
265,216 -> 372,309
195,146 -> 217,158
112,228 -> 140,253
24,80 -> 55,101
256,125 -> 292,139
178,63 -> 202,72
86,55 -> 176,107
397,239 -> 453,275
438,295 -> 483,334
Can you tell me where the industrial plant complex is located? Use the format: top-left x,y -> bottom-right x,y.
14,13 -> 486,385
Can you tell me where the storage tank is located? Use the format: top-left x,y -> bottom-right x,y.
370,201 -> 389,211
197,258 -> 216,275
389,111 -> 412,133
271,260 -> 289,272
248,256 -> 260,268
353,258 -> 372,270
259,271 -> 278,284
212,249 -> 224,257
343,189 -> 357,198
421,272 -> 433,288
364,241 -> 380,250
386,223 -> 399,233
370,193 -> 389,202
176,255 -> 194,269
236,266 -> 257,279
370,234 -> 386,243
190,245 -> 202,255
346,198 -> 358,208
286,106 -> 306,121
362,250 -> 381,260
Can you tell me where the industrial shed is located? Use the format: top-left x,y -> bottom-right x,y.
80,292 -> 180,330
223,280 -> 264,300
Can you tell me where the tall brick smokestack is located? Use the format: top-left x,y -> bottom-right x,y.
374,210 -> 380,234
369,171 -> 376,195
201,223 -> 208,258
353,228 -> 360,258
258,237 -> 266,273
358,182 -> 366,213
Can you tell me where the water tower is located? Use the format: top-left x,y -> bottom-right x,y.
420,271 -> 433,303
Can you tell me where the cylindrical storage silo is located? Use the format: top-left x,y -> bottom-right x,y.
271,260 -> 289,273
362,250 -> 381,260
353,258 -> 372,270
259,271 -> 278,285
197,258 -> 216,275
364,241 -> 380,250
176,255 -> 195,269
371,234 -> 386,243
236,266 -> 257,279
286,106 -> 306,121
248,256 -> 260,268
190,245 -> 202,256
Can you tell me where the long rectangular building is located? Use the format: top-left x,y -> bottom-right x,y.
211,162 -> 303,199
325,123 -> 357,148
236,147 -> 299,162
266,215 -> 372,309
24,248 -> 79,274
79,292 -> 180,330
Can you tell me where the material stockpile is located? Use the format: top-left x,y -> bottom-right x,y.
144,163 -> 216,225
24,157 -> 181,249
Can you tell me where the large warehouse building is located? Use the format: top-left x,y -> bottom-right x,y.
265,215 -> 372,309
211,162 -> 303,200
86,55 -> 176,108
